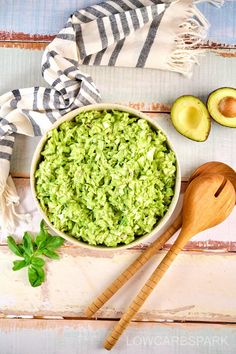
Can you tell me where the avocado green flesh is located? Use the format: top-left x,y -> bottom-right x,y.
171,96 -> 211,142
207,87 -> 236,128
35,110 -> 177,247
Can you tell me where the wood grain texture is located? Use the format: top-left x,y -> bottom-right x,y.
0,0 -> 99,38
0,1 -> 235,47
1,319 -> 236,354
0,48 -> 236,113
1,245 -> 236,322
0,41 -> 48,50
0,319 -> 236,354
215,49 -> 236,57
197,1 -> 236,46
1,41 -> 235,51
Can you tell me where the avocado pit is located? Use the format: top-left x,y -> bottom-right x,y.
218,96 -> 236,118
207,87 -> 236,128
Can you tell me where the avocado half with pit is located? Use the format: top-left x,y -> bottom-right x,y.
207,87 -> 236,128
171,96 -> 211,142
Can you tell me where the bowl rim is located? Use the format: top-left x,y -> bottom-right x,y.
30,103 -> 181,251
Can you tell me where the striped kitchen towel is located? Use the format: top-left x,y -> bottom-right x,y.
0,0 -> 223,233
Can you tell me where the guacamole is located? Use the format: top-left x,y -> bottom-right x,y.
35,110 -> 176,247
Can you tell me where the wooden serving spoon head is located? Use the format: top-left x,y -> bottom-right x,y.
181,174 -> 235,239
189,161 -> 236,192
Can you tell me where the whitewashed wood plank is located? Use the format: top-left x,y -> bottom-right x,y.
0,48 -> 235,110
1,245 -> 236,322
11,112 -> 236,179
1,319 -> 236,354
11,136 -> 41,178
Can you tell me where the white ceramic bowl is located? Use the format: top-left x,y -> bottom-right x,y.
30,103 -> 181,250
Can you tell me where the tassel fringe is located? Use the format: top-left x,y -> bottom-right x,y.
0,176 -> 31,236
167,4 -> 210,77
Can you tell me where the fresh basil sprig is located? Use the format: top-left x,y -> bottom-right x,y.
7,220 -> 65,287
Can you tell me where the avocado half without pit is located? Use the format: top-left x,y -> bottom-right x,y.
171,96 -> 211,142
207,87 -> 236,128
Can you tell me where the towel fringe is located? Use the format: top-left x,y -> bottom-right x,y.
164,0 -> 224,76
0,176 -> 31,235
166,4 -> 211,77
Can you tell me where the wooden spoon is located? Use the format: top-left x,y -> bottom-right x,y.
85,162 -> 236,318
189,161 -> 236,192
104,174 -> 235,350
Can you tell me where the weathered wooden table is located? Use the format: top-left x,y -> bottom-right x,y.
0,1 -> 236,353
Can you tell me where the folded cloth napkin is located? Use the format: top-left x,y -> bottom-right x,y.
0,0 -> 223,234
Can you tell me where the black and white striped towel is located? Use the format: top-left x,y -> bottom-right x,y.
0,0 -> 223,233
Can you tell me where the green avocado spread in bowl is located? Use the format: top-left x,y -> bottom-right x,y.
32,104 -> 180,249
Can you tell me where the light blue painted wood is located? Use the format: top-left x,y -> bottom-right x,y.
0,0 -> 235,44
0,0 -> 101,35
1,320 -> 236,354
197,1 -> 236,45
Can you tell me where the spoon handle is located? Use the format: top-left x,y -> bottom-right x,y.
104,237 -> 186,351
85,213 -> 182,318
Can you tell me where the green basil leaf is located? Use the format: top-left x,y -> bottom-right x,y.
31,257 -> 45,267
35,220 -> 48,249
28,266 -> 38,286
45,236 -> 65,250
42,249 -> 59,260
18,244 -> 25,254
7,236 -> 23,257
34,266 -> 45,284
41,220 -> 53,238
24,254 -> 31,265
23,232 -> 34,256
12,260 -> 27,271
28,265 -> 45,287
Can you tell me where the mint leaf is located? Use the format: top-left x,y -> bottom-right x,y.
7,236 -> 23,257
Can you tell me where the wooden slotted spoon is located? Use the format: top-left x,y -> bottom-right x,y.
85,162 -> 236,318
104,174 -> 236,350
